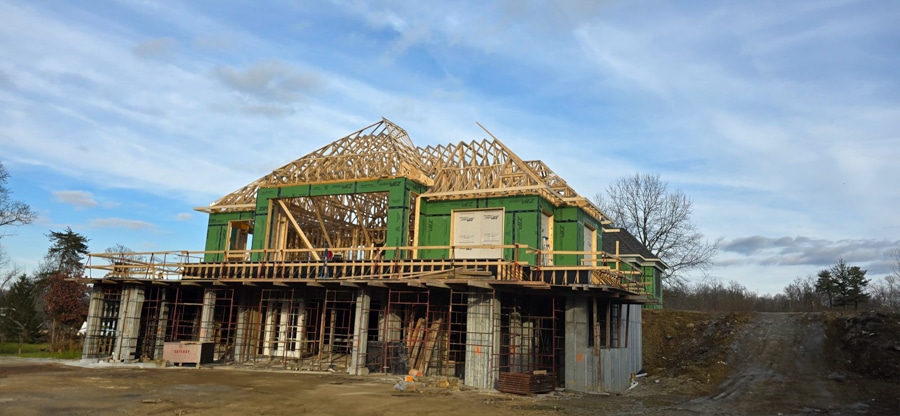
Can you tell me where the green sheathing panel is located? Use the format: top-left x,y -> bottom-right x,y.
239,178 -> 421,262
416,195 -> 547,263
418,215 -> 451,259
250,187 -> 280,260
551,206 -> 601,266
385,178 -> 414,260
204,211 -> 255,262
552,207 -> 580,266
643,266 -> 664,308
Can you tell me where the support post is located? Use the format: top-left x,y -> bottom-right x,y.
81,285 -> 106,360
112,285 -> 145,362
199,289 -> 217,343
464,289 -> 500,390
349,288 -> 371,375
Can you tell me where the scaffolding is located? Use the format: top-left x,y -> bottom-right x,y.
82,286 -> 122,359
498,293 -> 564,376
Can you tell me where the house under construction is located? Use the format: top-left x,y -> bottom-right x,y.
79,119 -> 665,393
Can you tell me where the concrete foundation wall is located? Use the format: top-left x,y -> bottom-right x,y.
599,304 -> 643,392
564,295 -> 599,391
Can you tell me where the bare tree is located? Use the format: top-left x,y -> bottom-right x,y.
0,162 -> 35,291
871,249 -> 900,311
594,173 -> 719,282
892,248 -> 900,281
0,162 -> 36,232
104,244 -> 145,264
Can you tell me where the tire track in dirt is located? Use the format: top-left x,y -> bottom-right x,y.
670,312 -> 867,415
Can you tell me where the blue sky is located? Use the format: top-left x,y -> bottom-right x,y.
1,0 -> 898,295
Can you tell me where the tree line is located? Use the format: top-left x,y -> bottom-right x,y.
664,255 -> 900,313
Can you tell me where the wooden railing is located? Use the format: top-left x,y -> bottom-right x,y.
82,244 -> 650,295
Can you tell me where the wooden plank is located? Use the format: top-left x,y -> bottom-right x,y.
277,199 -> 320,261
420,318 -> 443,375
311,200 -> 333,248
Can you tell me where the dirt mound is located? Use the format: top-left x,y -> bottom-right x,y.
827,310 -> 900,382
642,309 -> 751,395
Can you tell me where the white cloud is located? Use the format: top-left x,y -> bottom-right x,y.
89,218 -> 156,230
52,190 -> 98,208
175,213 -> 193,221
132,37 -> 179,61
214,60 -> 325,106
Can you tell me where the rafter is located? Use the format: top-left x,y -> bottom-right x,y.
203,118 -> 431,212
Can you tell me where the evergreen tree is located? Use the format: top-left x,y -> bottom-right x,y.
38,228 -> 90,351
1,275 -> 43,353
815,269 -> 837,308
840,265 -> 870,310
817,259 -> 871,310
42,227 -> 90,276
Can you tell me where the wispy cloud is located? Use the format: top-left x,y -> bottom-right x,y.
721,235 -> 900,275
89,218 -> 156,230
52,190 -> 98,209
132,37 -> 179,62
175,213 -> 193,221
214,60 -> 325,115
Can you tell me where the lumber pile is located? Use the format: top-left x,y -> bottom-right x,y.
407,318 -> 444,375
498,371 -> 556,395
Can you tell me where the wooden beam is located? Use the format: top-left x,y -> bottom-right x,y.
277,199 -> 321,261
348,195 -> 372,246
467,280 -> 493,289
311,200 -> 333,248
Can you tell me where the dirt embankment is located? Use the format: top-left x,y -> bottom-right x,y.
639,309 -> 900,415
642,309 -> 752,395
826,310 -> 900,382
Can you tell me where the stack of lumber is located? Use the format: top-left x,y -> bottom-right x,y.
407,318 -> 443,375
498,371 -> 556,395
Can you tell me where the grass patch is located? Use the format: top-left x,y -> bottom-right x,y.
0,342 -> 81,359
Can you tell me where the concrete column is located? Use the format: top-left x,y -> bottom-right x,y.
81,285 -> 107,360
294,298 -> 307,355
262,300 -> 277,356
233,290 -> 256,362
349,288 -> 371,375
464,289 -> 500,390
152,289 -> 170,360
112,285 -> 145,362
565,295 -> 599,392
509,312 -> 534,373
199,289 -> 217,343
234,306 -> 250,361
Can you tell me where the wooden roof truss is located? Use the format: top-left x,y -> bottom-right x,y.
201,118 -> 608,224
205,118 -> 430,212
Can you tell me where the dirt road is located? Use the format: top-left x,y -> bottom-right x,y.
1,312 -> 897,415
664,312 -> 893,415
